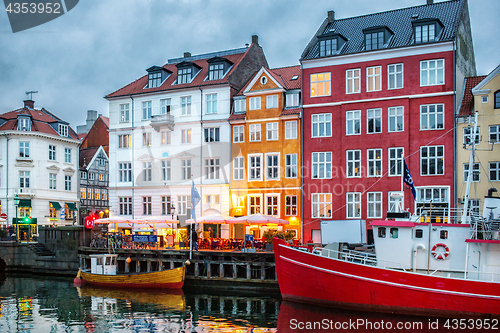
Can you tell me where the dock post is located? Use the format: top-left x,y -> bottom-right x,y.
207,262 -> 211,278
136,260 -> 141,273
261,263 -> 265,280
170,261 -> 174,269
232,263 -> 237,278
125,260 -> 130,273
246,263 -> 251,279
195,262 -> 199,277
219,263 -> 224,278
147,260 -> 151,272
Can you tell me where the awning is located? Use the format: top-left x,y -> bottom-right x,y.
18,199 -> 31,208
50,201 -> 62,210
65,202 -> 76,210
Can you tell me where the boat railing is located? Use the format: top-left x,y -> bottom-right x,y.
429,268 -> 500,283
314,247 -> 406,271
469,214 -> 500,241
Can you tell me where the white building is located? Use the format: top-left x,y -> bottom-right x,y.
0,100 -> 80,239
105,37 -> 268,238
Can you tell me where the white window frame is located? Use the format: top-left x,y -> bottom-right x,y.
346,110 -> 361,135
388,106 -> 404,132
286,93 -> 299,107
49,173 -> 57,190
142,161 -> 152,182
206,93 -> 217,114
312,152 -> 332,179
142,101 -> 152,120
489,125 -> 500,144
249,97 -> 261,110
248,195 -> 262,215
161,131 -> 171,145
58,124 -> 68,137
233,156 -> 245,180
420,104 -> 444,130
420,59 -> 444,86
160,98 -> 171,114
285,154 -> 297,178
177,195 -> 191,215
181,129 -> 191,144
233,125 -> 244,143
367,192 -> 383,218
311,113 -> 332,138
416,186 -> 449,204
367,108 -> 382,134
346,192 -> 361,219
388,63 -> 404,90
249,124 -> 261,142
204,127 -> 220,143
162,160 -> 171,181
346,69 -> 360,94
64,148 -> 71,163
489,162 -> 500,181
463,163 -> 480,182
118,162 -> 132,182
181,159 -> 192,180
265,153 -> 280,181
420,145 -> 445,176
161,196 -> 172,215
266,95 -> 278,109
463,126 -> 481,145
248,153 -> 263,181
311,193 -> 332,218
119,197 -> 132,215
118,134 -> 131,148
388,147 -> 404,177
234,98 -> 246,112
64,175 -> 72,191
120,103 -> 130,122
366,66 -> 382,92
19,170 -> 30,188
347,150 -> 361,178
19,142 -> 30,158
49,145 -> 56,161
142,196 -> 152,215
285,121 -> 297,140
181,96 -> 192,115
142,132 -> 152,146
204,158 -> 220,180
367,148 -> 382,177
285,195 -> 298,216
310,72 -> 331,97
265,194 -> 280,217
266,122 -> 279,141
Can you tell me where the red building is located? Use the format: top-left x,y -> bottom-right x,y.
301,0 -> 476,243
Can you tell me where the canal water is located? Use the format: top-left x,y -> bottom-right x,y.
0,274 -> 491,332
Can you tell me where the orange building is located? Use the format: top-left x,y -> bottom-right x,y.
228,66 -> 302,240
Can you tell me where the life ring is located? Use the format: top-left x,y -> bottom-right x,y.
431,243 -> 450,260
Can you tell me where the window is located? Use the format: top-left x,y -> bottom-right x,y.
367,192 -> 382,218
161,196 -> 172,215
142,161 -> 152,181
319,38 -> 337,57
95,189 -> 101,200
346,69 -> 360,94
233,126 -> 244,143
120,104 -> 130,122
58,124 -> 68,137
142,132 -> 152,146
490,162 -> 500,181
204,127 -> 220,142
389,191 -> 404,212
234,99 -> 246,112
417,187 -> 448,204
285,154 -> 297,178
388,106 -> 404,132
182,159 -> 192,180
148,72 -> 162,88
420,59 -> 444,86
367,66 -> 382,92
119,197 -> 132,215
495,91 -> 500,109
285,121 -> 297,139
248,154 -> 262,181
421,146 -> 444,175
80,187 -> 86,199
49,173 -> 56,190
118,134 -> 131,148
286,93 -> 299,107
415,24 -> 435,43
440,230 -> 448,240
205,158 -> 220,180
390,228 -> 399,239
249,195 -> 261,214
266,153 -> 279,180
181,96 -> 191,115
177,195 -> 191,215
177,68 -> 192,84
311,193 -> 332,218
463,163 -> 480,182
365,31 -> 384,50
89,173 -> 95,181
378,227 -> 386,238
249,97 -> 261,110
489,125 -> 500,143
388,64 -> 403,89
312,152 -> 332,179
233,156 -> 245,180
80,171 -> 87,180
87,188 -> 93,200
49,145 -> 56,161
285,195 -> 297,216
260,76 -> 268,85
64,175 -> 71,191
249,124 -> 261,142
482,96 -> 488,103
312,113 -> 332,137
209,63 -> 224,80
347,150 -> 361,178
206,94 -> 217,114
161,131 -> 171,145
347,192 -> 361,218
463,126 -> 481,145
266,195 -> 279,216
103,190 -> 108,201
160,99 -> 171,114
162,160 -> 171,181
414,229 -> 423,238
346,110 -> 361,135
118,162 -> 132,182
18,117 -> 31,131
142,196 -> 152,215
19,142 -> 29,158
310,73 -> 331,97
98,174 -> 104,181
367,149 -> 382,177
181,129 -> 191,144
266,123 -> 278,141
142,101 -> 152,120
266,95 -> 278,109
468,199 -> 481,214
420,104 -> 444,130
64,148 -> 71,163
389,147 -> 404,176
367,108 -> 382,133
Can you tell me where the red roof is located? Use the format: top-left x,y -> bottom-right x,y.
99,115 -> 109,128
458,76 -> 486,116
281,108 -> 301,116
228,113 -> 247,121
268,65 -> 301,90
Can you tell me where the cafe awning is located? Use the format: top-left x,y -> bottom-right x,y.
50,201 -> 62,210
65,202 -> 77,210
18,199 -> 31,208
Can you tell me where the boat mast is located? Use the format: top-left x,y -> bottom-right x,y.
460,111 -> 478,224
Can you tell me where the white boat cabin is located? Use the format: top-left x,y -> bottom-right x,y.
90,254 -> 117,275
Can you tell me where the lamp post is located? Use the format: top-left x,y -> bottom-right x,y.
170,206 -> 176,220
14,194 -> 19,242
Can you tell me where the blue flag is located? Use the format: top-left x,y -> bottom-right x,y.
190,180 -> 201,221
403,161 -> 417,200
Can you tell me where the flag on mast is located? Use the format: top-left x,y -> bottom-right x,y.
191,180 -> 201,221
403,161 -> 417,200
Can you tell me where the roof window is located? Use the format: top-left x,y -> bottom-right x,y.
317,32 -> 347,57
412,19 -> 443,44
176,61 -> 201,84
145,66 -> 172,89
207,57 -> 233,81
363,26 -> 393,51
17,116 -> 31,131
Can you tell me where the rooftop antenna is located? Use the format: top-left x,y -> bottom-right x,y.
25,91 -> 38,100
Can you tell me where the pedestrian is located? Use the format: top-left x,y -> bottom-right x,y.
192,228 -> 198,251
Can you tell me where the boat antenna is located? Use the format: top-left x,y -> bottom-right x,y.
460,111 -> 478,224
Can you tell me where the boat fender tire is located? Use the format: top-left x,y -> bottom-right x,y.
431,243 -> 450,260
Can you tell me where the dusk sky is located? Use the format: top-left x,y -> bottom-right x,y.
0,0 -> 498,130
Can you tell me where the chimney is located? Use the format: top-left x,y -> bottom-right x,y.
184,52 -> 191,58
252,35 -> 258,45
427,0 -> 433,4
327,10 -> 335,22
23,100 -> 34,109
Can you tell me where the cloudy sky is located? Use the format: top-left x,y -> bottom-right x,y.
0,0 -> 498,129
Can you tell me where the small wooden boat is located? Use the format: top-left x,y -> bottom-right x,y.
74,254 -> 185,289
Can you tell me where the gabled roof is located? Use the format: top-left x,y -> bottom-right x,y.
302,0 -> 466,60
458,76 -> 487,116
237,65 -> 301,96
471,64 -> 500,94
79,147 -> 98,168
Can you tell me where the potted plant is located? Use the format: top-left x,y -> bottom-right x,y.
263,230 -> 284,251
178,231 -> 188,249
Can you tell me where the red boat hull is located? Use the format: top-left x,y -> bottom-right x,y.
273,238 -> 500,317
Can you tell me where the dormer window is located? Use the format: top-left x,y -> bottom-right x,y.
207,57 -> 233,81
145,66 -> 171,89
59,124 -> 68,137
148,72 -> 162,88
317,32 -> 346,57
178,67 -> 192,84
413,19 -> 443,44
18,117 -> 31,131
363,27 -> 392,51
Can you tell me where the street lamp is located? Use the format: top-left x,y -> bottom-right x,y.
14,194 -> 19,242
170,206 -> 176,220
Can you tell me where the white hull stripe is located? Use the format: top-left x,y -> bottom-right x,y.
280,255 -> 500,300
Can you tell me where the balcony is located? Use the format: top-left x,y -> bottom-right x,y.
150,113 -> 175,132
15,187 -> 35,197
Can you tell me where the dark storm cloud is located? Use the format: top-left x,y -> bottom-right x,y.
0,0 -> 498,128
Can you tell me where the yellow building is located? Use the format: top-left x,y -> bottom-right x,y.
228,66 -> 302,240
457,64 -> 500,212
